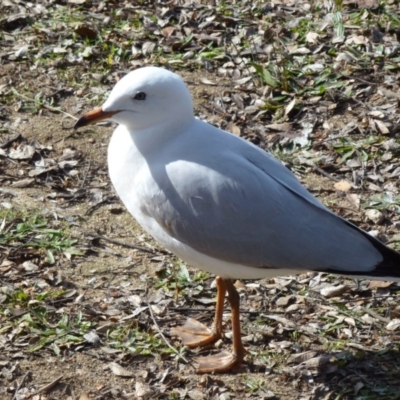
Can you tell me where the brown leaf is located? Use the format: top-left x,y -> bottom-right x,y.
343,0 -> 378,8
162,26 -> 175,37
334,180 -> 352,192
368,280 -> 393,289
75,26 -> 97,40
226,121 -> 241,136
265,123 -> 292,132
374,119 -> 390,135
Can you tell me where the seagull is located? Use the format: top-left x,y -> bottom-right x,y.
75,66 -> 400,374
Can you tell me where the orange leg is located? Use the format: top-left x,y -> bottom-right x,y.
171,276 -> 226,347
172,277 -> 247,373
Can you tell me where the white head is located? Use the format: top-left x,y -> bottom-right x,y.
75,67 -> 194,132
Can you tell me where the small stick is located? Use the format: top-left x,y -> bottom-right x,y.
80,161 -> 91,189
359,306 -> 390,324
85,196 -> 117,216
0,133 -> 21,149
36,375 -> 63,394
85,232 -> 164,254
12,372 -> 30,400
147,304 -> 193,367
301,159 -> 340,182
11,88 -> 77,120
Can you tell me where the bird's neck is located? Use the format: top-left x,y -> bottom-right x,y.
126,117 -> 195,156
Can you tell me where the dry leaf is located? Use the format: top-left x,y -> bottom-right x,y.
142,41 -> 155,55
346,193 -> 360,209
226,121 -> 241,136
320,285 -> 347,298
334,180 -> 352,192
8,144 -> 35,160
108,362 -> 135,377
265,123 -> 292,132
374,119 -> 390,135
288,350 -> 319,364
365,209 -> 384,224
386,319 -> 400,331
135,381 -> 153,398
305,31 -> 319,43
368,280 -> 393,289
75,26 -> 97,39
162,26 -> 175,37
285,98 -> 296,116
200,78 -> 217,85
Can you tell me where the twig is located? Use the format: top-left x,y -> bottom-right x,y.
11,88 -> 77,120
301,159 -> 340,182
171,306 -> 289,316
384,239 -> 400,245
85,232 -> 164,254
85,196 -> 117,215
80,263 -> 142,277
341,74 -> 378,86
0,132 -> 21,149
359,306 -> 390,324
12,371 -> 30,400
80,161 -> 91,189
36,375 -> 63,394
147,304 -> 193,368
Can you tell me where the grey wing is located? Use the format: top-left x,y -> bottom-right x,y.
151,142 -> 383,273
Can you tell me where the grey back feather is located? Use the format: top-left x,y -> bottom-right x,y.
142,120 -> 382,272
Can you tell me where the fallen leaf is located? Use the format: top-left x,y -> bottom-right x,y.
368,281 -> 393,289
135,381 -> 154,398
320,285 -> 348,298
386,319 -> 400,331
108,362 -> 135,377
334,180 -> 352,192
200,78 -> 217,85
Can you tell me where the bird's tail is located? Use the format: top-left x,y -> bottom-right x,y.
327,222 -> 400,281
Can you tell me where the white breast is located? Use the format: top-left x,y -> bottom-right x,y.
107,125 -> 284,279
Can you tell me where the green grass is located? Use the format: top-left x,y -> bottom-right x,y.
154,261 -> 210,294
106,324 -> 176,357
0,210 -> 82,264
0,279 -> 177,359
364,192 -> 400,214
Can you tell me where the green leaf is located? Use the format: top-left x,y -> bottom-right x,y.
27,336 -> 54,352
251,63 -> 278,88
46,249 -> 55,264
52,342 -> 61,356
63,247 -> 84,256
340,149 -> 355,163
333,302 -> 348,312
178,263 -> 191,283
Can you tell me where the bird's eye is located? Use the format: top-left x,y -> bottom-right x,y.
133,92 -> 146,101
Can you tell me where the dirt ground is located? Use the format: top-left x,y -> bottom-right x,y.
2,1 -> 400,399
